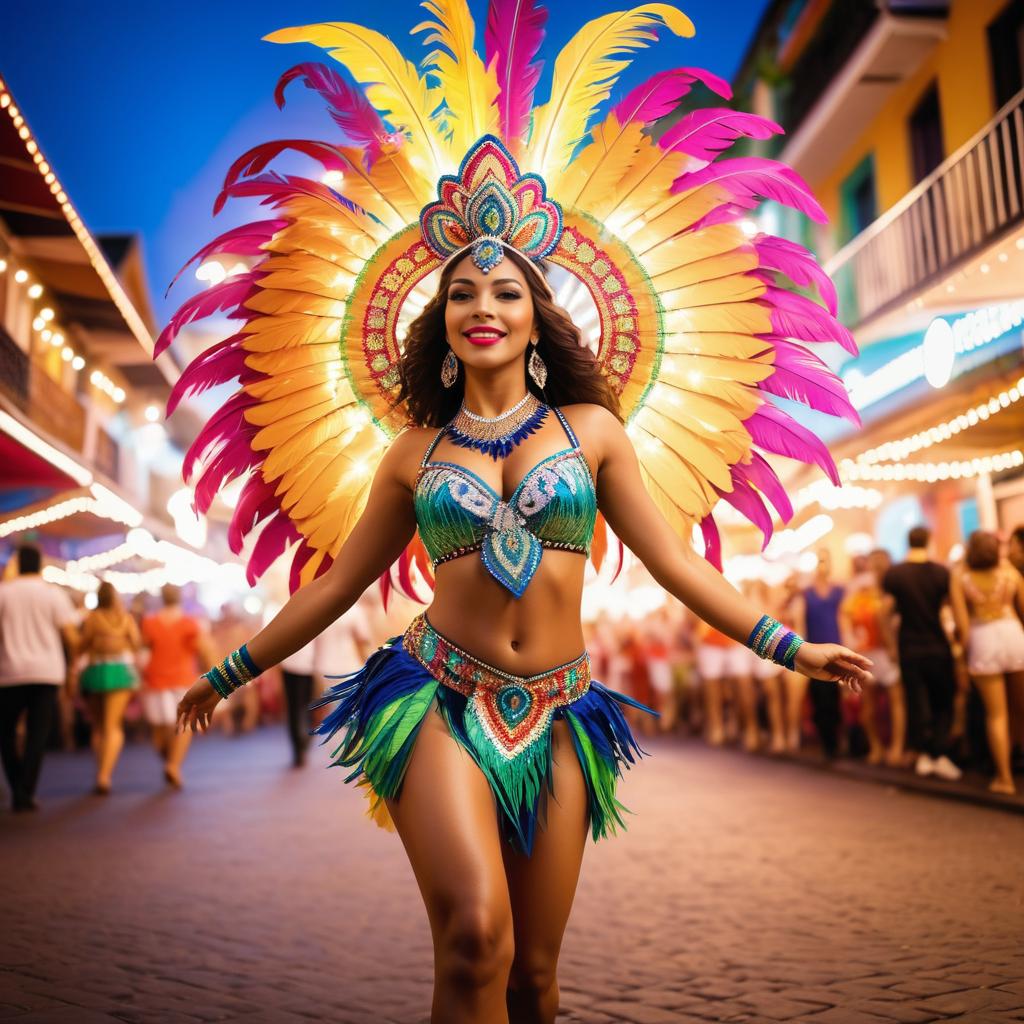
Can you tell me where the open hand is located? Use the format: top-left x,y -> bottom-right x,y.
793,643 -> 872,693
176,677 -> 222,733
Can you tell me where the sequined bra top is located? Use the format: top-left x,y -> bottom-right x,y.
414,408 -> 597,598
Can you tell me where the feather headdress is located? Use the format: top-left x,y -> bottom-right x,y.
160,0 -> 858,594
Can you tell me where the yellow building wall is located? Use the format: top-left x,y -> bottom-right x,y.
814,0 -> 1008,230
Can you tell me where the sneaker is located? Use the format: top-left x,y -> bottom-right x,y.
915,754 -> 935,777
931,755 -> 963,781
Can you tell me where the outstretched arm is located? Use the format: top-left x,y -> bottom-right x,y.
588,407 -> 871,689
177,430 -> 421,732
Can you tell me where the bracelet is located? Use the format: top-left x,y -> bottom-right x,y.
746,615 -> 805,671
204,643 -> 263,699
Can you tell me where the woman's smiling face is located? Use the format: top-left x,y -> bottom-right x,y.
444,253 -> 536,373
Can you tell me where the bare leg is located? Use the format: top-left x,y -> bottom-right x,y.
86,693 -> 104,766
783,670 -> 808,752
387,707 -> 514,1024
704,678 -> 724,746
733,674 -> 759,752
1006,670 -> 1024,748
164,728 -> 192,788
503,719 -> 589,1024
859,684 -> 884,763
96,690 -> 133,788
151,723 -> 172,761
763,674 -> 785,752
885,682 -> 907,766
974,674 -> 1015,793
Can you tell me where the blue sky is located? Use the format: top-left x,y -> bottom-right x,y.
1,1 -> 770,326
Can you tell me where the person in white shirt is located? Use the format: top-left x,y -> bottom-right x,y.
0,545 -> 79,812
283,598 -> 373,767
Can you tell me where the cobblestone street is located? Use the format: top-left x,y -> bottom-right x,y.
2,728 -> 1022,1024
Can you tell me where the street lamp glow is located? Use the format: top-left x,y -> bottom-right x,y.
144,404 -> 160,422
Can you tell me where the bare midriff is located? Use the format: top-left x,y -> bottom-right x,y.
425,549 -> 587,676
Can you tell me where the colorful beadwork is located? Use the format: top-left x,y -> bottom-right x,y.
204,643 -> 263,699
420,136 -> 563,272
413,408 -> 596,597
403,613 -> 591,762
447,393 -> 548,460
746,615 -> 804,671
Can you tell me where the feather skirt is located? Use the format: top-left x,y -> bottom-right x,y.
311,636 -> 654,855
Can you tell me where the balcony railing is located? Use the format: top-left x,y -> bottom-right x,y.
827,86 -> 1024,328
0,324 -> 29,405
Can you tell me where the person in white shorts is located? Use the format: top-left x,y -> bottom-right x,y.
841,551 -> 904,766
950,530 -> 1024,795
696,624 -> 755,748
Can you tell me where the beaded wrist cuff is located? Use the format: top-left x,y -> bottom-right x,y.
204,643 -> 263,699
746,615 -> 804,671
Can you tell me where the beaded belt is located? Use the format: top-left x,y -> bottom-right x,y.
402,613 -> 591,760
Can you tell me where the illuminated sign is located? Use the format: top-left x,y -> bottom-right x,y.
844,300 -> 1024,410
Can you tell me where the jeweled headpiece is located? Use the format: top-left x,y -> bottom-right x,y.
420,136 -> 562,276
161,0 -> 859,606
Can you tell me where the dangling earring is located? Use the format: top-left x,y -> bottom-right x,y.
441,347 -> 459,388
527,340 -> 547,389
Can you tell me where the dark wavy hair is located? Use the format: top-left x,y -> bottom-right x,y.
396,248 -> 621,428
965,530 -> 999,570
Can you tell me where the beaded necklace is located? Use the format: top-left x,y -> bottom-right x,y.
446,392 -> 549,460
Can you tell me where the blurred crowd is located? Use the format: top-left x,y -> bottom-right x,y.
2,521 -> 1023,812
588,523 -> 1024,797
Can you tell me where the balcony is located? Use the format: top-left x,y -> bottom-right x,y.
777,3 -> 948,182
826,87 -> 1024,329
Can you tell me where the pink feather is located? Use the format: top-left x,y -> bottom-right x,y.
288,541 -> 320,594
485,0 -> 548,145
155,276 -> 257,358
658,108 -> 782,162
247,514 -> 301,586
699,514 -> 722,571
182,391 -> 259,482
275,62 -> 387,167
378,568 -> 393,611
719,469 -> 774,549
673,157 -> 827,224
757,338 -> 860,424
613,66 -> 731,125
214,141 -> 348,215
734,453 -> 793,523
229,473 -> 280,554
166,220 -> 284,296
746,402 -> 839,486
193,444 -> 262,516
754,236 -> 838,316
763,286 -> 857,354
167,337 -> 254,416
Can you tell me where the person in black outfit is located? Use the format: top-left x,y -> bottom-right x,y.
882,526 -> 962,780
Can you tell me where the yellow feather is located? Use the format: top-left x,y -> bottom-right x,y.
555,114 -> 645,210
528,4 -> 694,179
413,0 -> 499,156
244,344 -> 339,375
659,274 -> 766,311
265,22 -> 451,179
602,134 -> 689,223
661,331 -> 773,360
246,364 -> 352,402
664,302 -> 773,336
246,290 -> 347,319
243,315 -> 340,353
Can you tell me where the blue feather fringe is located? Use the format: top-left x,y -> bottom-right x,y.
312,640 -> 655,855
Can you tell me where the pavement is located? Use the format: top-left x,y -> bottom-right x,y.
2,728 -> 1023,1024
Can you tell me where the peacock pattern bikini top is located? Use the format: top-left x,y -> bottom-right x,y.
414,407 -> 598,598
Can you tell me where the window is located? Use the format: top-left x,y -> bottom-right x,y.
839,153 -> 877,244
908,82 -> 944,183
988,0 -> 1024,109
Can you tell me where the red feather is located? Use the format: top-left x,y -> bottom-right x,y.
485,0 -> 548,146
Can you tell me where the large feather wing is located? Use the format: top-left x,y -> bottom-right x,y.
527,4 -> 695,186
414,0 -> 500,156
265,22 -> 452,179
